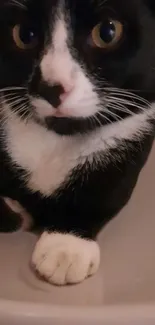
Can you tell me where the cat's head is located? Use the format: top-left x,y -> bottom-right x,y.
0,0 -> 155,135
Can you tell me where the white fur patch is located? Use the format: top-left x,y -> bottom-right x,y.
37,16 -> 99,119
3,197 -> 32,231
1,8 -> 155,199
3,106 -> 155,196
32,232 -> 100,285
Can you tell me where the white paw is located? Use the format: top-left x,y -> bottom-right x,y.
32,232 -> 100,285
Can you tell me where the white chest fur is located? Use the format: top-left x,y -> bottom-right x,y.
3,107 -> 154,197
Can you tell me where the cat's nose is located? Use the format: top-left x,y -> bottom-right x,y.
38,82 -> 73,108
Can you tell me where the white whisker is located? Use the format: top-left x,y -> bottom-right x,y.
110,93 -> 149,107
106,96 -> 147,113
104,109 -> 123,122
104,87 -> 149,106
88,116 -> 96,130
8,0 -> 27,9
3,97 -> 25,107
0,95 -> 21,105
0,86 -> 26,93
97,111 -> 112,124
93,115 -> 102,127
106,103 -> 135,116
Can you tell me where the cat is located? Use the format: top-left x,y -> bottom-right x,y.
0,0 -> 155,286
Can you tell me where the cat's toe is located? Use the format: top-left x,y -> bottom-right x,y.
32,232 -> 100,285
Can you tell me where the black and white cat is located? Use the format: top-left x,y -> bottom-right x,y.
0,0 -> 155,285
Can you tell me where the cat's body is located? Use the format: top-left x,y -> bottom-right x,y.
0,0 -> 155,285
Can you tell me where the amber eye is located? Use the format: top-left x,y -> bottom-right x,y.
12,24 -> 38,50
91,19 -> 123,50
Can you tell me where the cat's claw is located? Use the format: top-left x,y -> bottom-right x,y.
32,232 -> 100,285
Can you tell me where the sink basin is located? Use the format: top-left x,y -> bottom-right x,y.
0,144 -> 155,325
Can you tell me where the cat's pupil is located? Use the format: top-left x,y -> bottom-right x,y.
19,25 -> 36,44
99,20 -> 115,43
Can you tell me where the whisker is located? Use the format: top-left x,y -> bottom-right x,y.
19,108 -> 29,120
97,111 -> 112,124
106,96 -> 147,113
0,87 -> 26,93
104,87 -> 149,106
0,95 -> 21,105
106,103 -> 135,116
2,96 -> 24,104
0,106 -> 26,126
88,116 -> 96,130
13,103 -> 29,114
0,97 -> 27,109
104,109 -> 123,122
8,0 -> 27,9
93,115 -> 102,127
0,94 -> 30,126
1,93 -> 21,99
108,92 -> 149,106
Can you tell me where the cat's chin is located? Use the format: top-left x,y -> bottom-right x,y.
44,116 -> 99,136
34,110 -> 113,135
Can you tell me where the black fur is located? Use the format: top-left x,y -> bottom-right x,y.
0,0 -> 155,134
0,131 -> 154,238
0,198 -> 21,232
0,0 -> 155,241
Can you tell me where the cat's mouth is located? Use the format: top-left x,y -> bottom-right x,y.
43,106 -> 123,135
1,86 -> 150,136
44,116 -> 97,136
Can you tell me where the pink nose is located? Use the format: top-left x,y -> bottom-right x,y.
60,84 -> 74,103
36,81 -> 74,108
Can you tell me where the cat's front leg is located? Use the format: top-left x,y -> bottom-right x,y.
32,232 -> 100,285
